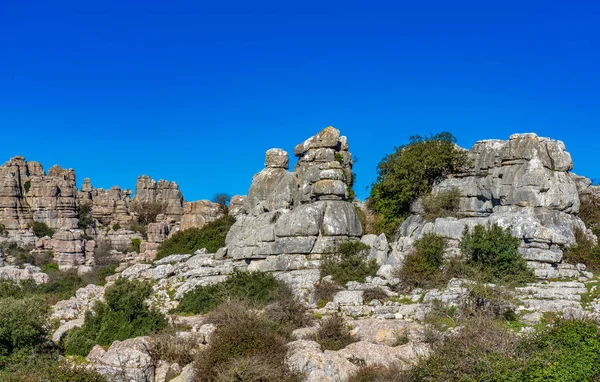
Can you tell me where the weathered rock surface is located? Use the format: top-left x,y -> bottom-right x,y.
180,200 -> 224,231
133,176 -> 184,222
87,337 -> 154,382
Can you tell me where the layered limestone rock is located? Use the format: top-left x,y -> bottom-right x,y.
0,157 -> 78,231
387,133 -> 592,279
78,179 -> 133,226
132,176 -> 184,222
226,127 -> 362,260
180,200 -> 224,231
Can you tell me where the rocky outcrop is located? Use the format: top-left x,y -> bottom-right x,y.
78,179 -> 133,226
0,157 -> 78,231
226,127 -> 362,259
132,176 -> 184,222
180,200 -> 224,231
387,133 -> 592,278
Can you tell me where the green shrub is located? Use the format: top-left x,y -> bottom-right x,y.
349,365 -> 405,382
177,270 -> 283,315
421,187 -> 462,221
78,203 -> 94,229
156,215 -> 235,260
111,223 -> 121,231
130,238 -> 141,253
314,314 -> 356,351
193,300 -> 300,382
404,318 -> 600,382
31,222 -> 54,238
0,359 -> 108,382
369,132 -> 468,236
0,296 -> 48,367
563,228 -> 600,271
460,224 -> 534,285
320,241 -> 378,285
12,249 -> 54,268
0,224 -> 7,237
396,233 -> 447,289
41,262 -> 59,273
579,193 -> 600,232
63,278 -> 166,356
363,287 -> 388,303
23,181 -> 31,193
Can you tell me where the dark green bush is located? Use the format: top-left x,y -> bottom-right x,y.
63,278 -> 166,356
0,296 -> 48,368
78,203 -> 94,229
111,223 -> 121,231
314,314 -> 356,351
320,241 -> 378,285
23,181 -> 31,193
31,222 -> 54,238
461,224 -> 534,285
177,270 -> 283,315
130,201 -> 167,226
421,187 -> 462,221
0,358 -> 108,382
0,224 -> 7,237
396,233 -> 447,289
369,132 -> 468,236
156,215 -> 235,260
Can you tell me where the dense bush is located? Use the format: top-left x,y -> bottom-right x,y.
0,224 -> 7,237
320,241 -> 378,285
0,296 -> 48,367
579,193 -> 600,234
130,200 -> 167,226
369,132 -> 468,236
63,278 -> 166,356
193,300 -> 302,382
177,270 -> 284,315
314,314 -> 356,351
31,221 -> 54,238
23,181 -> 31,193
12,249 -> 54,268
0,360 -> 108,382
461,224 -> 534,285
421,187 -> 461,221
78,203 -> 94,229
563,228 -> 600,271
130,238 -> 141,253
396,233 -> 447,289
156,215 -> 235,260
402,318 -> 600,381
313,280 -> 343,308
148,332 -> 198,366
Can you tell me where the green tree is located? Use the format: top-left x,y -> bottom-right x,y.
369,132 -> 468,235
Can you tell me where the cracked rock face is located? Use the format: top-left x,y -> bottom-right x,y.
391,133 -> 593,276
226,126 -> 362,259
133,175 -> 185,222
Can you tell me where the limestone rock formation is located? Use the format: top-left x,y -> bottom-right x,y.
180,200 -> 224,231
132,176 -> 184,222
78,179 -> 133,226
388,133 -> 593,279
226,126 -> 362,259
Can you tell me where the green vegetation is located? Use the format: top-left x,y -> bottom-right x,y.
396,233 -> 447,289
0,224 -> 7,237
31,221 -> 54,238
579,193 -> 600,235
461,224 -> 534,285
403,318 -> 600,381
111,223 -> 121,231
130,238 -> 141,253
177,270 -> 284,315
78,203 -> 94,229
63,278 -> 166,356
156,215 -> 235,260
313,280 -> 343,308
369,132 -> 468,236
130,200 -> 167,226
212,192 -> 231,214
320,241 -> 378,285
193,300 -> 302,382
563,228 -> 600,272
421,187 -> 462,221
362,287 -> 388,303
314,314 -> 356,351
23,180 -> 31,193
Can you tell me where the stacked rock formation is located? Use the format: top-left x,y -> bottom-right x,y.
180,200 -> 224,231
132,176 -> 184,222
226,126 -> 362,260
0,157 -> 79,231
383,133 -> 593,279
78,179 -> 133,226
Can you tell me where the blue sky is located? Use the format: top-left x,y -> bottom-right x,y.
1,1 -> 599,201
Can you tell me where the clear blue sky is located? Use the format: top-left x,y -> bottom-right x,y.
1,1 -> 599,201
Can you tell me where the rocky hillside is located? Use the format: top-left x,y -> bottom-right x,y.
2,127 -> 600,382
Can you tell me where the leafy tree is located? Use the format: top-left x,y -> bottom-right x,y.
369,132 -> 468,235
77,203 -> 94,229
212,193 -> 231,214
